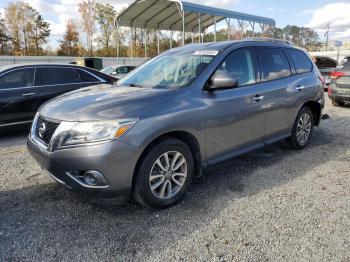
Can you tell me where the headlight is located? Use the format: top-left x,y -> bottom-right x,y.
52,119 -> 137,148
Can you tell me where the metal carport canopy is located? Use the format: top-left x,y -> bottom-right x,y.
116,0 -> 276,33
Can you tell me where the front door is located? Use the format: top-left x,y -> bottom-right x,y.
0,68 -> 38,125
203,48 -> 266,163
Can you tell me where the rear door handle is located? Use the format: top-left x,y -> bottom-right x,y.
22,92 -> 36,97
295,85 -> 305,91
252,95 -> 264,103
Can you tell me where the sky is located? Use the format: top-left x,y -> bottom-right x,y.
1,0 -> 350,48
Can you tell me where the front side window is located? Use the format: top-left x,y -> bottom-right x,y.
0,68 -> 34,89
286,49 -> 313,74
118,50 -> 216,89
256,48 -> 291,82
41,67 -> 80,85
214,48 -> 256,86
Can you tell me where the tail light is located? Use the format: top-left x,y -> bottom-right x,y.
330,71 -> 345,80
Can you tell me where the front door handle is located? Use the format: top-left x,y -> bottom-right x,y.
295,85 -> 305,91
252,95 -> 264,103
22,92 -> 36,97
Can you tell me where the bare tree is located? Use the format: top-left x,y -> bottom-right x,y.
78,0 -> 96,56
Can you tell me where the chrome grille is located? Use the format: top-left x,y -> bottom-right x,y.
35,117 -> 60,145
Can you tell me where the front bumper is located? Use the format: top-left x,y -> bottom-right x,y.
27,136 -> 142,198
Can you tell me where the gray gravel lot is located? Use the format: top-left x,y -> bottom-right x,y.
0,98 -> 349,261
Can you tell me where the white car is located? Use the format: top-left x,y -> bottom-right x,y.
101,65 -> 136,80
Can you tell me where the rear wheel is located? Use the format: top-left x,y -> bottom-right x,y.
287,107 -> 314,150
132,138 -> 194,208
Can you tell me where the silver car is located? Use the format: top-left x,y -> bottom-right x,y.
27,40 -> 324,208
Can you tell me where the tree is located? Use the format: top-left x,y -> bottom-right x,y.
95,3 -> 116,56
57,19 -> 80,56
4,1 -> 50,55
78,0 -> 96,56
30,15 -> 50,55
0,15 -> 11,55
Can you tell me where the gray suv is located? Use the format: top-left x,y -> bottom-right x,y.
27,40 -> 324,208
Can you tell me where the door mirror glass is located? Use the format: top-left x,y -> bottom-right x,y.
209,73 -> 239,90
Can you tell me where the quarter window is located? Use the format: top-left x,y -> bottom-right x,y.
0,68 -> 35,89
215,48 -> 256,86
286,49 -> 313,74
256,48 -> 291,82
78,70 -> 100,82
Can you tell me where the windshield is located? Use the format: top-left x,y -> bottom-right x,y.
118,50 -> 217,88
101,66 -> 116,75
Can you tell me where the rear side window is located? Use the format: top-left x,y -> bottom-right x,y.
78,69 -> 100,82
286,49 -> 313,74
215,48 -> 256,86
0,68 -> 35,89
256,47 -> 291,82
41,67 -> 80,85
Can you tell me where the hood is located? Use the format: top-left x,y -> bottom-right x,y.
39,84 -> 176,121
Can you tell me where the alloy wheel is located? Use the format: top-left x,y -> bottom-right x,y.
149,151 -> 188,199
297,113 -> 312,145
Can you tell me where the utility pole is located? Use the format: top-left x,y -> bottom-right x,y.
324,23 -> 330,51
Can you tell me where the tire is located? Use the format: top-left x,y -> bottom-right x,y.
287,107 -> 314,150
132,138 -> 194,208
332,99 -> 344,107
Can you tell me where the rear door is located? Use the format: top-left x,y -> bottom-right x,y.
254,47 -> 314,142
35,66 -> 102,104
0,67 -> 37,125
203,47 -> 267,162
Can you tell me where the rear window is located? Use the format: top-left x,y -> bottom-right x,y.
256,47 -> 291,82
287,49 -> 313,74
41,67 -> 80,85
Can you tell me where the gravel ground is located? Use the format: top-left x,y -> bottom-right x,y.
0,98 -> 349,261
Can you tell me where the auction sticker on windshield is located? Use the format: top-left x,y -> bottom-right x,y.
193,50 -> 219,56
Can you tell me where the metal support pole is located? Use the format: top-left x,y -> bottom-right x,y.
170,31 -> 173,49
202,29 -> 205,43
198,14 -> 201,43
182,10 -> 185,46
238,19 -> 244,40
213,17 -> 217,42
192,32 -> 194,43
144,30 -> 147,58
157,29 -> 160,54
226,18 -> 230,40
130,28 -> 133,58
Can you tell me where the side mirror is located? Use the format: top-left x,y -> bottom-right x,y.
111,71 -> 117,75
208,73 -> 239,90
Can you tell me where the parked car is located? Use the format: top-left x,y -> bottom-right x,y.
28,40 -> 324,208
101,65 -> 136,80
328,58 -> 350,106
0,63 -> 116,128
313,56 -> 338,91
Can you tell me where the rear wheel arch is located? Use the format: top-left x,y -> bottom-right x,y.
300,101 -> 321,126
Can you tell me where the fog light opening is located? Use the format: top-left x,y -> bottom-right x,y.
83,171 -> 106,186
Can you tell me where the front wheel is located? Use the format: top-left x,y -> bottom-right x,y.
287,107 -> 314,150
132,138 -> 194,208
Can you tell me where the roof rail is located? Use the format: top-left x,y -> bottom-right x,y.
243,37 -> 293,45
